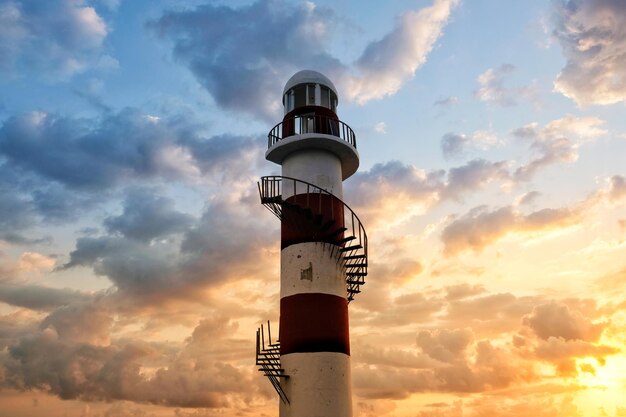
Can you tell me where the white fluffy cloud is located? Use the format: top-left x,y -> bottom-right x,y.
553,0 -> 626,105
346,0 -> 459,104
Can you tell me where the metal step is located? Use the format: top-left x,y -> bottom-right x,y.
344,255 -> 366,261
345,262 -> 367,268
261,196 -> 282,204
334,236 -> 356,245
340,244 -> 362,252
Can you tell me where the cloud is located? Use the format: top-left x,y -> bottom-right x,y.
104,189 -> 194,242
443,159 -> 509,199
441,204 -> 582,256
553,0 -> 626,105
522,301 -> 606,342
0,0 -> 109,77
346,161 -> 444,225
441,131 -> 500,160
441,133 -> 468,159
0,251 -> 56,280
533,337 -> 619,362
374,122 -> 387,134
347,0 -> 459,104
346,158 -> 510,226
150,0 -> 343,120
0,284 -> 91,311
151,0 -> 459,119
0,109 -> 263,190
0,186 -> 35,242
443,293 -> 538,333
475,64 -> 537,106
512,116 -> 606,181
413,396 -> 583,417
40,302 -> 112,345
436,173 -> 626,258
517,191 -> 542,206
1,312 -> 263,408
354,335 -> 533,398
416,328 -> 474,363
62,196 -> 275,304
607,175 -> 626,202
444,283 -> 487,301
439,115 -> 605,184
460,165 -> 626,251
433,96 -> 459,107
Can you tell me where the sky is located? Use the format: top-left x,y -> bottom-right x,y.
0,0 -> 625,416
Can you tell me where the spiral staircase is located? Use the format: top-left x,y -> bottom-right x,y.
258,176 -> 368,300
255,176 -> 368,403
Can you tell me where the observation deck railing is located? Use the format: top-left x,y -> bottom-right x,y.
267,115 -> 357,150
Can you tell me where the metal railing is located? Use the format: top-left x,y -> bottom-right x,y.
256,321 -> 288,404
267,115 -> 357,150
258,176 -> 368,301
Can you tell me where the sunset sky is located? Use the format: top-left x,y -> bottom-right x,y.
1,0 -> 626,416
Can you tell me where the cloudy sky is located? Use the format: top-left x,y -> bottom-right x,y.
1,0 -> 625,416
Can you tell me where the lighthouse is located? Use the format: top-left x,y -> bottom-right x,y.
256,70 -> 368,417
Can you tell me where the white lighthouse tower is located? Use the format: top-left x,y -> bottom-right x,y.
256,70 -> 368,417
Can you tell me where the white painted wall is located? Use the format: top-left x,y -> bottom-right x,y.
280,352 -> 352,417
282,149 -> 343,199
281,242 -> 345,299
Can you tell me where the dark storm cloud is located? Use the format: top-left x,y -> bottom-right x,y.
104,189 -> 193,242
150,0 -> 344,121
0,0 -> 110,77
553,0 -> 626,105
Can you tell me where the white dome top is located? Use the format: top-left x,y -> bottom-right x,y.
283,70 -> 338,99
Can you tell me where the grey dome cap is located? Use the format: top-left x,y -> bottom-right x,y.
282,70 -> 338,100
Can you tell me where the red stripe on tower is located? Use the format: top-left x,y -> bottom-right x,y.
280,292 -> 350,355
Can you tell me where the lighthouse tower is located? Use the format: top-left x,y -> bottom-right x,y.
256,70 -> 368,417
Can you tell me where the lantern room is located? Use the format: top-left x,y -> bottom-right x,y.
282,70 -> 339,117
